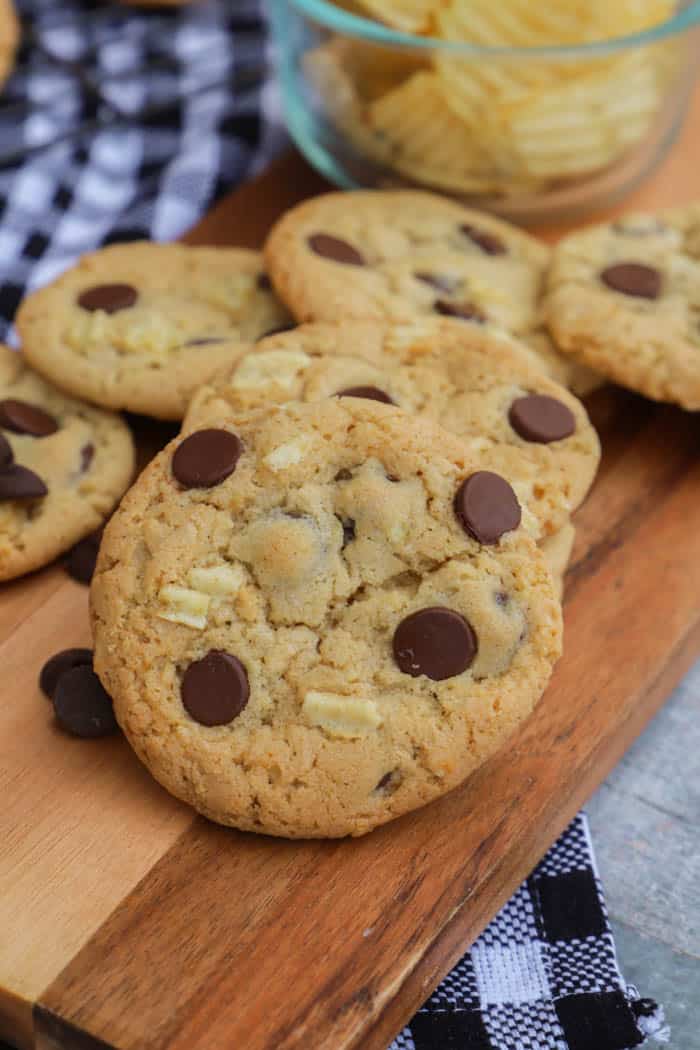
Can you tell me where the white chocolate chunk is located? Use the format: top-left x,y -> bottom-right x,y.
188,563 -> 246,596
302,691 -> 382,738
232,350 -> 311,390
264,435 -> 312,471
157,585 -> 210,630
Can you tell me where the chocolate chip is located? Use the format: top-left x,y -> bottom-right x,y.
495,591 -> 509,607
0,399 -> 58,437
257,324 -> 296,341
172,429 -> 243,489
77,283 -> 138,313
53,665 -> 119,738
600,262 -> 661,299
414,272 -> 459,294
461,224 -> 506,255
335,468 -> 353,482
374,770 -> 401,795
336,386 -> 395,404
339,517 -> 356,547
65,530 -> 102,585
181,650 -> 250,726
393,606 -> 477,681
257,272 -> 272,291
80,442 -> 95,472
455,471 -> 521,545
0,433 -> 13,468
434,299 -> 486,323
509,395 -> 576,444
308,234 -> 365,266
184,337 -> 226,347
0,464 -> 47,501
40,648 -> 93,700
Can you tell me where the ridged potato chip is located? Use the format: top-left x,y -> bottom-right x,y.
368,71 -> 545,194
354,0 -> 436,33
322,0 -> 679,189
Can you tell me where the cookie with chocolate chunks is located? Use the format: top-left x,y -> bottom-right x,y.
92,397 -> 562,838
0,345 -> 134,582
16,243 -> 292,420
185,319 -> 600,540
264,190 -> 550,336
545,205 -> 700,410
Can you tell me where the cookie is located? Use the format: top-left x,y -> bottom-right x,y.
264,190 -> 550,335
545,207 -> 700,410
92,398 -> 562,838
0,346 -> 134,581
16,243 -> 292,421
0,0 -> 19,92
540,522 -> 575,602
184,319 -> 600,539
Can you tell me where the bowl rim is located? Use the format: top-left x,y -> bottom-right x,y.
283,0 -> 700,55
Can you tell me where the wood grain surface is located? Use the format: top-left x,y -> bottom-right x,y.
1,86 -> 700,1050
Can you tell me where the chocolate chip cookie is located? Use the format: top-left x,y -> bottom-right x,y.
0,345 -> 134,581
545,207 -> 700,409
16,242 -> 292,420
184,319 -> 600,539
92,398 -> 562,838
264,190 -> 550,335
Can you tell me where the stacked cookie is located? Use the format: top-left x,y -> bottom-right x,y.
19,187 -> 694,837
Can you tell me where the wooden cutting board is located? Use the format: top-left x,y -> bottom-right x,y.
2,88 -> 700,1050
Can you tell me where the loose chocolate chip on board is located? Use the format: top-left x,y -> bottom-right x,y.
336,386 -> 395,404
172,429 -> 243,489
0,433 -> 13,468
434,299 -> 486,323
53,665 -> 119,738
80,443 -> 95,472
77,283 -> 139,313
461,224 -> 506,256
509,394 -> 576,444
455,471 -> 522,545
181,650 -> 250,726
414,272 -> 459,295
307,234 -> 365,266
0,464 -> 48,501
393,606 -> 477,681
65,530 -> 102,585
0,399 -> 58,437
600,262 -> 661,299
40,648 -> 93,700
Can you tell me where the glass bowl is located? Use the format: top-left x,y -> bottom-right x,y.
268,0 -> 700,224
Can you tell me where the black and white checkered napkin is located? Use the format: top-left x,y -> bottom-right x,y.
0,0 -> 286,338
390,814 -> 668,1050
0,5 -> 668,1049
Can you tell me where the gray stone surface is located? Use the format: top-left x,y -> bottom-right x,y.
588,664 -> 700,1048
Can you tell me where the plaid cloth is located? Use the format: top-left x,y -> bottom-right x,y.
389,815 -> 668,1050
0,5 -> 668,1049
0,0 -> 285,337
